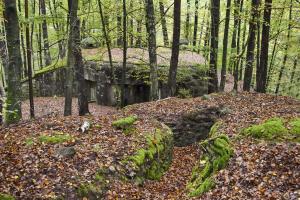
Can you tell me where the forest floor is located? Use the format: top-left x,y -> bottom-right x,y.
0,92 -> 299,199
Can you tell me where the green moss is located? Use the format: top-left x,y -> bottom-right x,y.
209,122 -> 223,137
131,149 -> 146,166
34,59 -> 67,77
289,118 -> 300,136
188,135 -> 233,197
38,132 -> 73,144
243,118 -> 288,139
0,193 -> 15,200
112,116 -> 137,130
189,177 -> 215,197
25,137 -> 34,146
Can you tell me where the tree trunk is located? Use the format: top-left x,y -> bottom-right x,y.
136,19 -> 142,47
256,0 -> 272,93
159,1 -> 169,47
40,0 -> 51,65
3,0 -> 23,124
185,0 -> 190,41
239,10 -> 247,80
25,0 -> 35,118
0,81 -> 4,125
145,0 -> 159,100
117,0 -> 123,47
168,0 -> 181,96
198,3 -> 207,51
98,0 -> 114,83
73,19 -> 89,115
235,0 -> 243,88
192,0 -> 199,47
275,0 -> 292,94
220,0 -> 231,91
243,0 -> 259,91
129,0 -> 134,47
208,0 -> 220,93
232,0 -> 241,91
18,0 -> 27,78
64,0 -> 78,116
121,0 -> 127,107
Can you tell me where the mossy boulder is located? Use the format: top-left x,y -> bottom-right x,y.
0,193 -> 15,200
76,169 -> 109,200
123,124 -> 174,183
187,123 -> 233,197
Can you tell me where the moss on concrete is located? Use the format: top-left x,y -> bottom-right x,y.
124,125 -> 174,182
187,132 -> 233,197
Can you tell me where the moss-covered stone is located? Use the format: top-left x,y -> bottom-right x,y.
243,118 -> 288,139
124,125 -> 174,182
187,134 -> 233,197
38,132 -> 73,144
76,169 -> 108,200
0,193 -> 15,200
112,116 -> 137,130
289,118 -> 300,136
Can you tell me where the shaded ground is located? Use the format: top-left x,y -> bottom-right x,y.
21,97 -> 117,120
1,93 -> 300,199
82,47 -> 206,66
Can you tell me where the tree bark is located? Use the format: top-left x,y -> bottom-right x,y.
159,1 -> 169,47
168,0 -> 181,96
3,0 -> 23,124
145,0 -> 159,100
18,0 -> 27,78
121,0 -> 127,107
192,0 -> 199,47
256,0 -> 272,93
243,0 -> 259,91
208,0 -> 220,93
25,0 -> 35,118
220,0 -> 231,91
117,0 -> 123,46
73,19 -> 89,115
185,0 -> 190,41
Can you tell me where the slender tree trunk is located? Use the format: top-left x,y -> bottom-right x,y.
256,0 -> 272,93
159,1 -> 169,47
235,0 -> 243,87
129,0 -> 134,47
198,3 -> 207,50
117,0 -> 123,46
168,0 -> 181,96
239,11 -> 247,80
98,0 -> 114,83
266,3 -> 285,88
290,55 -> 298,84
192,0 -> 199,47
121,0 -> 127,107
220,0 -> 231,91
136,19 -> 142,47
0,80 -> 4,125
145,0 -> 159,100
208,0 -> 220,93
232,0 -> 241,91
185,0 -> 190,40
0,26 -> 8,125
40,0 -> 51,65
243,0 -> 259,91
18,0 -> 28,78
3,0 -> 23,124
275,0 -> 292,94
25,0 -> 35,118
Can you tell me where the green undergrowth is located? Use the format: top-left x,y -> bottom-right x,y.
242,117 -> 300,141
38,132 -> 73,144
112,116 -> 138,135
187,123 -> 233,197
0,193 -> 15,200
124,125 -> 173,183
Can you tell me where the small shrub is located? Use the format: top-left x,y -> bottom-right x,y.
177,88 -> 192,98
